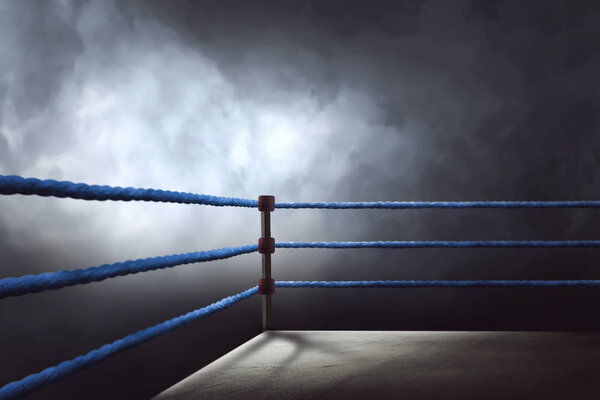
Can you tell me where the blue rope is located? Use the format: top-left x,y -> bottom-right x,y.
2,241 -> 599,299
4,175 -> 600,210
0,245 -> 257,299
276,241 -> 600,249
275,200 -> 600,209
0,175 -> 258,207
0,286 -> 258,400
276,280 -> 600,288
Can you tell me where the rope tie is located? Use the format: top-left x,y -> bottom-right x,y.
258,278 -> 275,295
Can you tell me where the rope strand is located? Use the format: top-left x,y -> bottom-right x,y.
276,240 -> 600,249
4,175 -> 600,209
0,287 -> 258,400
0,175 -> 257,207
276,280 -> 600,288
275,200 -> 600,209
0,245 -> 257,299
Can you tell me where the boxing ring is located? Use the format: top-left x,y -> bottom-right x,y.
1,175 -> 600,399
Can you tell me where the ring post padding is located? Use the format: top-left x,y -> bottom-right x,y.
258,195 -> 275,211
258,278 -> 276,295
258,237 -> 275,254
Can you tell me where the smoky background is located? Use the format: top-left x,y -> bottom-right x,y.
1,0 -> 600,398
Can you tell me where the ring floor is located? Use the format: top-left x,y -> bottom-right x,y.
152,331 -> 600,399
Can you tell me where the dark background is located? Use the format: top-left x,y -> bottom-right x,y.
2,0 -> 600,398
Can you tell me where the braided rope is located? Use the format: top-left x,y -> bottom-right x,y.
0,286 -> 258,400
275,200 -> 600,209
0,175 -> 257,207
0,245 -> 257,299
276,240 -> 600,249
276,280 -> 600,288
5,173 -> 600,399
4,175 -> 600,209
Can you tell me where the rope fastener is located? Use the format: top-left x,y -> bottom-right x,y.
258,237 -> 275,254
258,278 -> 276,295
258,195 -> 275,212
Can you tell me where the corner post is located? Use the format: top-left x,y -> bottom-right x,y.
258,195 -> 275,331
